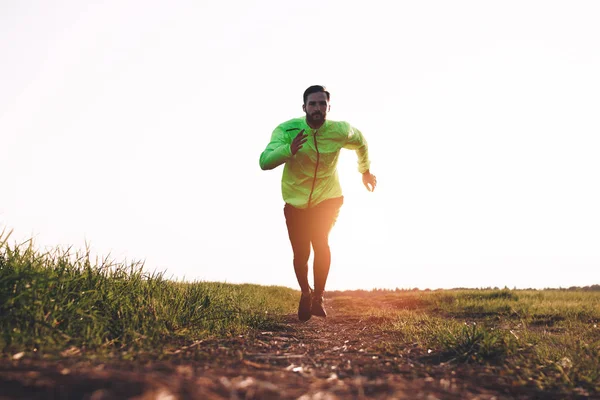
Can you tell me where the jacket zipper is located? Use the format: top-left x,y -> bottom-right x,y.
307,129 -> 320,208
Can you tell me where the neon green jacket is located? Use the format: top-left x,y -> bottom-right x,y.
260,117 -> 371,209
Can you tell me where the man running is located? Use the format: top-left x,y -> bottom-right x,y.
259,85 -> 377,322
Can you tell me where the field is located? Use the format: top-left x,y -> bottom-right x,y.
1,233 -> 599,399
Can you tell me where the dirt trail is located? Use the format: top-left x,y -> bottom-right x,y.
1,301 -> 544,399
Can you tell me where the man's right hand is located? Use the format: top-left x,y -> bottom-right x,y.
291,130 -> 308,155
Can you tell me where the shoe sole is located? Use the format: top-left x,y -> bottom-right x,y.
298,312 -> 312,322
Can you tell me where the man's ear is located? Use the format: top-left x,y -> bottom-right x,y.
302,104 -> 306,112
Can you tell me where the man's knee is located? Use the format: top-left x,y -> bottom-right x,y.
293,253 -> 310,268
312,240 -> 330,254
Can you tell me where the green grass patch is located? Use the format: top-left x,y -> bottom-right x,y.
363,288 -> 599,394
0,230 -> 296,354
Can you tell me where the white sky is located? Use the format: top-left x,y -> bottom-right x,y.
1,1 -> 599,290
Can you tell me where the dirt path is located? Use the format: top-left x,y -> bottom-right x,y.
0,302 -> 548,399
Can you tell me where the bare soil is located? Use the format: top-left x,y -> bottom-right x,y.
0,295 -> 581,400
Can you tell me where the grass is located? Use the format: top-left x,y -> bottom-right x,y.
0,229 -> 297,354
329,288 -> 600,394
2,228 -> 598,396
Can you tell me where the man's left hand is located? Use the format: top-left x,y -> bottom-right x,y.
362,171 -> 377,192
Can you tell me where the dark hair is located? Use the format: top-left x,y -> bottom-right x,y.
303,85 -> 330,104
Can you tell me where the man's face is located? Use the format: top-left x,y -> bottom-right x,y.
303,92 -> 330,126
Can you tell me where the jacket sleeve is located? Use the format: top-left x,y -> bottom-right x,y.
259,126 -> 293,170
343,125 -> 371,173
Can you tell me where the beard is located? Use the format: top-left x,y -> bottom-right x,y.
306,111 -> 325,126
